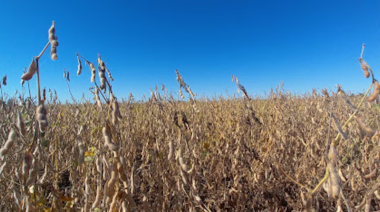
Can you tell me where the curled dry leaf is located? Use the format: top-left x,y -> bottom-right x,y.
2,75 -> 6,86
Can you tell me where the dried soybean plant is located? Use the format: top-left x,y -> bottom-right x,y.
280,44 -> 380,211
175,69 -> 199,113
232,74 -> 262,126
3,23 -> 380,211
63,68 -> 76,103
0,21 -> 60,211
74,52 -> 129,211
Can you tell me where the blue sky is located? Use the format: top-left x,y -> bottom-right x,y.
0,0 -> 380,102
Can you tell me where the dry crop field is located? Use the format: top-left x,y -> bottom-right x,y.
1,21 -> 380,212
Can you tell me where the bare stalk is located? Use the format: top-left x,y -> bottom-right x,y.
35,41 -> 51,105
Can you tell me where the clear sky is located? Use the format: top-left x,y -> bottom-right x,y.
0,0 -> 380,102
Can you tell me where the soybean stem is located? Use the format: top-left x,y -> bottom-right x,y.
37,41 -> 51,59
35,41 -> 51,105
311,169 -> 329,194
360,44 -> 365,59
333,82 -> 374,144
76,53 -> 91,64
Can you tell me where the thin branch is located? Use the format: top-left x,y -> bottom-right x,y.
279,166 -> 309,191
37,41 -> 51,59
311,169 -> 329,194
35,41 -> 51,105
360,43 -> 365,59
333,82 -> 374,144
76,53 -> 91,64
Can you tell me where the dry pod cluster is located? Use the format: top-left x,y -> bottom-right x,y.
89,62 -> 96,82
48,21 -> 58,60
97,55 -> 107,89
97,54 -> 106,71
36,104 -> 48,132
106,68 -> 113,81
359,58 -> 370,78
98,67 -> 106,90
362,64 -> 370,78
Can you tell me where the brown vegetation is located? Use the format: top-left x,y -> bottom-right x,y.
1,22 -> 380,212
